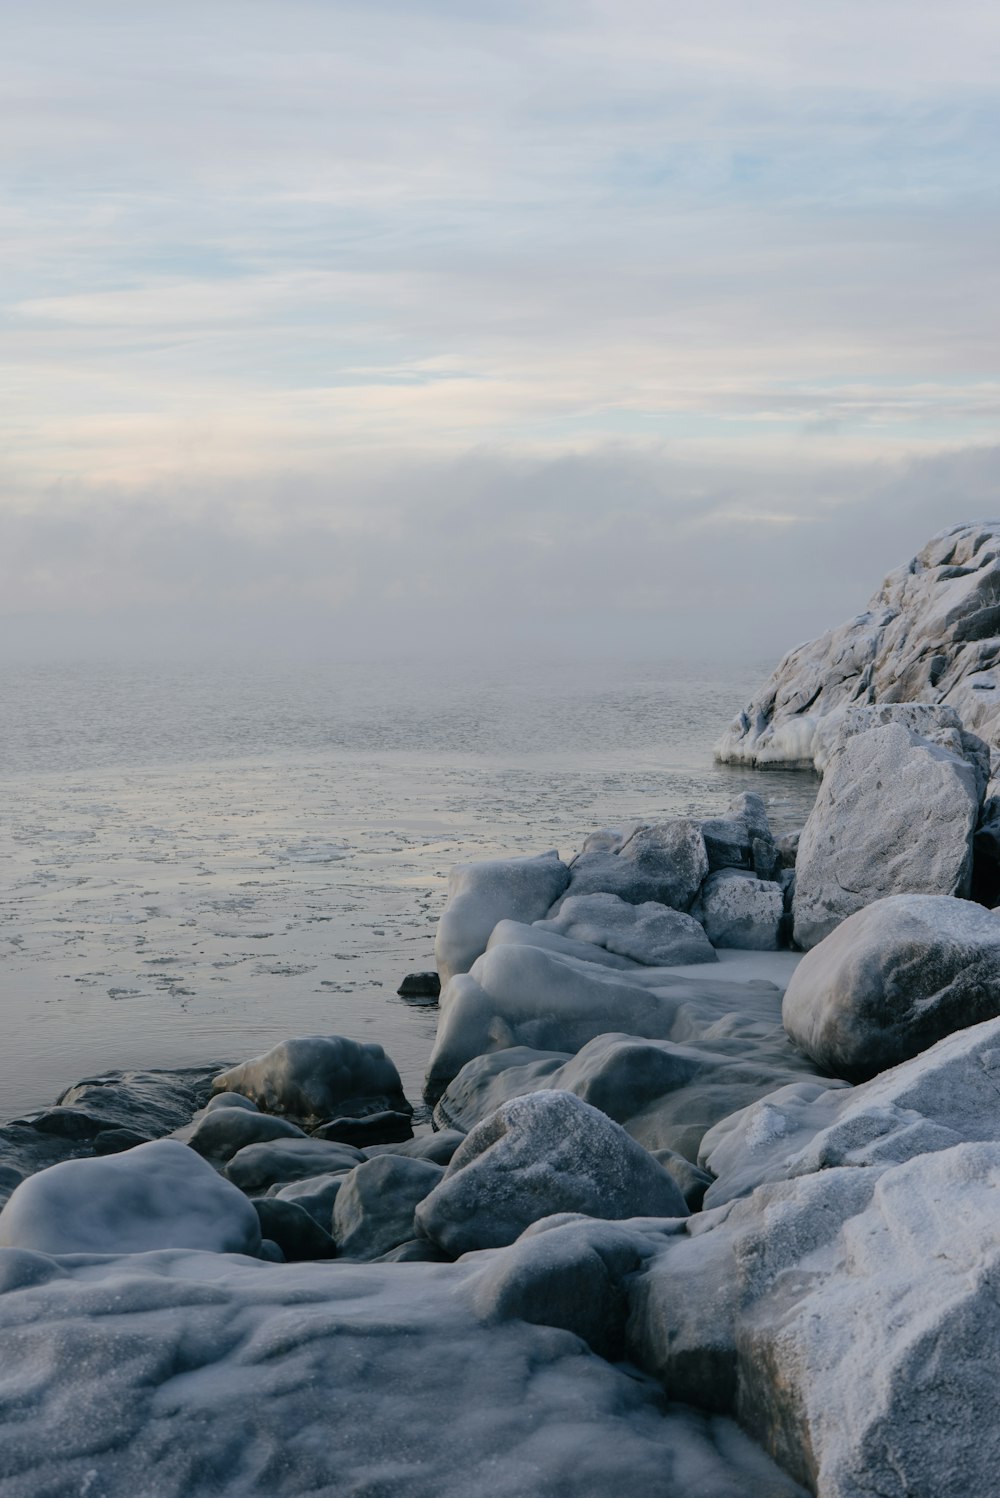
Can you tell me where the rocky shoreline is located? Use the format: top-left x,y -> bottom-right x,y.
4,522 -> 1000,1496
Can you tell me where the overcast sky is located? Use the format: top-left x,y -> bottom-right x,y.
3,0 -> 999,660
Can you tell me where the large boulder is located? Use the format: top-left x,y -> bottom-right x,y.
629,1142 -> 1000,1498
782,894 -> 1000,1078
535,892 -> 717,966
333,1155 -> 445,1260
691,870 -> 785,950
0,1140 -> 262,1256
434,850 -> 570,985
715,522 -> 1000,766
211,1036 -> 410,1126
415,1091 -> 688,1256
556,820 -> 709,912
792,722 -> 982,948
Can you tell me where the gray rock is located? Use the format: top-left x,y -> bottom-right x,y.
783,894 -> 1000,1077
333,1155 -> 445,1260
558,819 -> 709,912
434,850 -> 570,986
486,916 -> 642,970
415,1091 -> 687,1256
776,830 -> 800,868
700,793 -> 779,880
692,870 -> 785,950
715,522 -> 1000,766
212,1036 -> 411,1126
397,971 -> 441,1000
312,1110 -> 413,1146
535,892 -> 717,966
362,1130 -> 466,1167
793,722 -> 982,948
225,1137 -> 366,1194
251,1197 -> 335,1260
185,1108 -> 306,1166
651,1150 -> 715,1211
204,1091 -> 259,1113
270,1171 -> 346,1227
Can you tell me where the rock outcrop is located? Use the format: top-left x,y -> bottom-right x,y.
716,521 -> 1000,767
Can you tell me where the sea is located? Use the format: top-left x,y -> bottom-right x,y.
0,656 -> 818,1121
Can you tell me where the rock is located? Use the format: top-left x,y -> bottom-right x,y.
700,793 -> 780,881
776,831 -> 799,868
184,1108 -> 306,1166
93,1128 -> 152,1155
715,523 -> 1000,765
270,1171 -> 346,1227
0,1140 -> 262,1256
702,1011 -> 1000,1206
415,1091 -> 688,1256
692,870 -> 785,950
434,850 -> 570,985
792,722 -> 982,948
535,892 -> 717,966
204,1091 -> 259,1113
251,1197 -> 335,1260
425,937 -> 795,1101
397,971 -> 441,1000
333,1155 -> 445,1260
651,1150 -> 715,1211
312,1110 -> 413,1146
225,1137 -> 365,1194
0,1247 -> 806,1498
373,1237 -> 452,1263
362,1130 -> 466,1166
630,1142 -> 1000,1497
558,820 -> 709,912
486,916 -> 642,970
811,702 -> 991,789
211,1036 -> 411,1126
783,894 -> 1000,1078
434,1026 -> 815,1164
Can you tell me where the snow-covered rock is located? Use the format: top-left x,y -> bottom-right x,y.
415,1091 -> 688,1256
0,1247 -> 806,1498
535,892 -> 717,965
0,1140 -> 262,1256
211,1036 -> 410,1126
783,894 -> 1000,1078
630,1142 -> 1000,1497
792,721 -> 982,947
556,819 -> 709,912
716,522 -> 1000,766
333,1155 -> 445,1260
701,1013 -> 1000,1206
691,870 -> 785,950
434,850 -> 570,986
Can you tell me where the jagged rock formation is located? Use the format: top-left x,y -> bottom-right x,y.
716,522 -> 1000,767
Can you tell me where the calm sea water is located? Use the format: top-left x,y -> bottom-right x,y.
0,657 -> 817,1119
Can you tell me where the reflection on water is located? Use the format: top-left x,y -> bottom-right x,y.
0,657 -> 817,1119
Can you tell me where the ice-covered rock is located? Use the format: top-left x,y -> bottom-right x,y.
691,870 -> 785,950
792,721 -> 982,947
250,1197 -> 334,1260
434,850 -> 570,986
630,1142 -> 1000,1497
0,1247 -> 806,1498
487,916 -> 642,969
184,1107 -> 306,1166
225,1137 -> 365,1194
434,1027 -> 816,1164
702,1011 -> 1000,1206
333,1155 -> 445,1260
362,1130 -> 466,1166
211,1035 -> 410,1126
0,1140 -> 262,1256
269,1171 -> 346,1226
700,793 -> 780,880
536,892 -> 717,966
783,894 -> 1000,1078
557,819 -> 709,912
716,522 -> 1000,766
415,1091 -> 688,1256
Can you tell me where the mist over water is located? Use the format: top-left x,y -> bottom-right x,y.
0,656 -> 817,1119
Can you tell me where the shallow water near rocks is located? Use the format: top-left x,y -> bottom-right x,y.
0,656 -> 817,1120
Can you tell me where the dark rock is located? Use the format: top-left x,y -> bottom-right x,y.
397,972 -> 441,1000
312,1110 -> 414,1146
251,1197 -> 335,1260
333,1155 -> 445,1260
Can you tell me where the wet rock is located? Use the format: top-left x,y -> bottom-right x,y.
397,972 -> 441,1000
312,1110 -> 413,1146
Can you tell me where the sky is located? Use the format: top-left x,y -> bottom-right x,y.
2,0 -> 999,661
